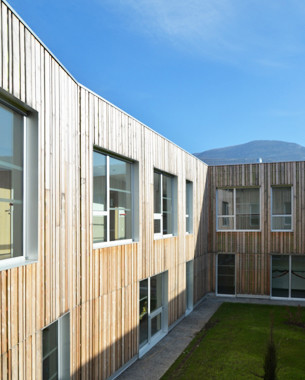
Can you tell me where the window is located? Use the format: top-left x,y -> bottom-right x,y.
186,180 -> 193,234
186,260 -> 194,313
0,97 -> 38,270
271,255 -> 305,299
217,188 -> 260,231
217,254 -> 235,295
93,150 -> 137,245
271,187 -> 292,231
139,272 -> 168,357
154,170 -> 177,238
43,313 -> 70,380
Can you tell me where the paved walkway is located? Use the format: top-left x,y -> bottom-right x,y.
118,294 -> 305,380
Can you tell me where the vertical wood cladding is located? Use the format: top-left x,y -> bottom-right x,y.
208,162 -> 305,295
0,2 -> 209,378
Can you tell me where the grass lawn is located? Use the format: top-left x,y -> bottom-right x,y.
162,303 -> 305,380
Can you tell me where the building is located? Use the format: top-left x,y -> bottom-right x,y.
0,1 -> 304,379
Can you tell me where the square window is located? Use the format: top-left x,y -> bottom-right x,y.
216,188 -> 260,231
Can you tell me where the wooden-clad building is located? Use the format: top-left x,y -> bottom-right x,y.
0,1 -> 209,378
0,1 -> 305,379
208,162 -> 305,298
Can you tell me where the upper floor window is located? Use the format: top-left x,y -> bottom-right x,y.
93,150 -> 136,245
186,180 -> 193,234
0,98 -> 38,270
271,186 -> 292,231
217,188 -> 260,231
154,170 -> 177,238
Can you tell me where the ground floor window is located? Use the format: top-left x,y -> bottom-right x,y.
186,260 -> 194,313
216,254 -> 235,295
139,271 -> 168,356
43,313 -> 70,379
272,255 -> 305,299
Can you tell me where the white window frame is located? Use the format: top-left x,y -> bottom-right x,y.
185,180 -> 193,234
271,186 -> 293,232
153,170 -> 177,239
216,188 -> 261,232
139,272 -> 168,358
0,95 -> 38,271
93,150 -> 138,248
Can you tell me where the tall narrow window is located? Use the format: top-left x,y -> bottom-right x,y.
154,170 -> 176,238
186,181 -> 193,234
0,99 -> 38,270
217,188 -> 260,231
93,151 -> 134,245
43,313 -> 70,380
271,187 -> 292,231
217,254 -> 235,295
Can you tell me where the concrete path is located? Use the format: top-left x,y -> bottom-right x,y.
118,294 -> 305,380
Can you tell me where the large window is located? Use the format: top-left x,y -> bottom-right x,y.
271,187 -> 292,231
186,180 -> 193,234
0,98 -> 38,269
43,313 -> 70,380
154,171 -> 177,238
217,188 -> 260,231
272,255 -> 305,299
139,272 -> 168,356
93,151 -> 136,245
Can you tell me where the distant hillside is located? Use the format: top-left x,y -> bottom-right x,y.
194,140 -> 305,165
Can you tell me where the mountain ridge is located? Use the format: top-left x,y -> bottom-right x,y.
194,140 -> 305,165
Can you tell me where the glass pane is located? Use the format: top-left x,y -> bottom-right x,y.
186,215 -> 190,233
162,175 -> 172,235
272,216 -> 292,230
109,157 -> 132,241
43,350 -> 58,380
154,218 -> 161,234
272,255 -> 289,297
43,322 -> 58,354
0,104 -> 23,260
217,216 -> 234,230
151,313 -> 161,337
217,189 -> 234,216
93,215 -> 107,243
139,279 -> 148,346
154,172 -> 161,214
291,256 -> 305,299
93,152 -> 107,212
150,274 -> 163,312
217,254 -> 235,295
236,188 -> 260,230
272,187 -> 291,215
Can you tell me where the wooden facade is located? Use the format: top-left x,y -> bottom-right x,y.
208,162 -> 305,296
0,2 -> 209,378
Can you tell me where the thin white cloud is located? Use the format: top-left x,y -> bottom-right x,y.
101,0 -> 305,67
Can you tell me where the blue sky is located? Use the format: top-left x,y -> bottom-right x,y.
7,0 -> 305,153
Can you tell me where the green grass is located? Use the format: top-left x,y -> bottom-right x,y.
162,303 -> 305,380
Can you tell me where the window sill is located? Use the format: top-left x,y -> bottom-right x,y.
154,234 -> 176,240
0,257 -> 38,272
93,239 -> 136,249
271,229 -> 293,232
216,229 -> 261,232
